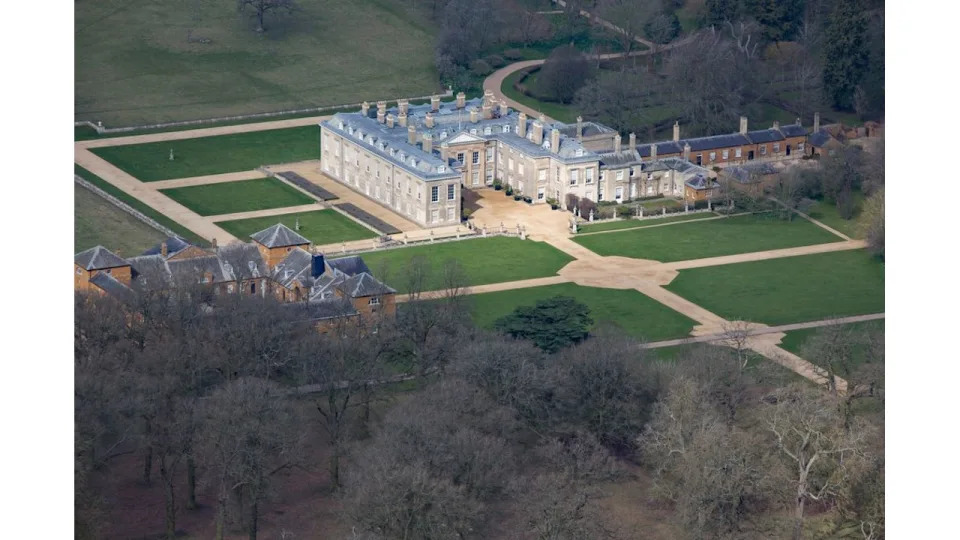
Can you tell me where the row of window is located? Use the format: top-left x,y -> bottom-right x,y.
430,183 -> 457,203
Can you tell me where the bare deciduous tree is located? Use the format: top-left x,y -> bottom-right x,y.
236,0 -> 298,33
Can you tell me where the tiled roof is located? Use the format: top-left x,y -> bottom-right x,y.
140,236 -> 192,258
75,246 -> 129,271
327,255 -> 371,277
285,297 -> 359,321
778,124 -> 807,137
273,247 -> 314,289
808,129 -> 835,147
335,272 -> 397,298
89,272 -> 135,303
635,141 -> 684,158
251,224 -> 310,248
682,133 -> 752,152
746,129 -> 786,144
685,175 -> 720,190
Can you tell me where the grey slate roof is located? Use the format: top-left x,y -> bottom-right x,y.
682,133 -> 752,152
127,243 -> 268,289
685,175 -> 720,190
140,236 -> 192,258
327,255 -> 371,277
746,128 -> 786,144
286,297 -> 359,321
778,124 -> 807,137
635,141 -> 684,158
597,149 -> 642,169
272,247 -> 314,289
251,224 -> 310,248
335,272 -> 397,298
217,243 -> 269,280
808,129 -> 835,147
642,157 -> 706,174
75,246 -> 129,271
90,272 -> 135,303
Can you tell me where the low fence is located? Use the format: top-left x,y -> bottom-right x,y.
75,175 -> 179,238
76,89 -> 454,135
320,225 -> 526,258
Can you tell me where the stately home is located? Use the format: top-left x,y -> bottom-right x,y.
74,223 -> 397,322
318,92 -> 816,226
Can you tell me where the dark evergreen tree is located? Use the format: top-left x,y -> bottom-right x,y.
747,0 -> 805,42
704,0 -> 742,27
822,0 -> 870,110
494,296 -> 593,353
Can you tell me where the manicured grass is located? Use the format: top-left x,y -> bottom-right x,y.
217,210 -> 378,245
666,250 -> 885,326
573,213 -> 843,262
806,192 -> 866,238
501,69 -> 581,123
778,320 -> 885,367
346,237 -> 575,294
578,212 -> 715,234
468,283 -> 697,342
75,186 -> 166,254
91,126 -> 320,181
160,178 -> 315,216
74,164 -> 208,246
76,0 -> 438,126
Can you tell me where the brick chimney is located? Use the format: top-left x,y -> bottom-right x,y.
377,108 -> 385,124
398,99 -> 409,116
361,101 -> 370,116
629,132 -> 636,152
431,95 -> 440,112
517,112 -> 527,137
160,241 -> 168,258
211,238 -> 217,249
482,102 -> 492,120
550,128 -> 560,154
398,111 -> 408,127
532,120 -> 543,145
673,121 -> 680,142
682,142 -> 691,161
456,91 -> 466,109
772,120 -> 780,130
651,143 -> 658,160
425,111 -> 435,128
796,117 -> 802,127
499,100 -> 508,117
614,133 -> 622,153
470,107 -> 479,123
408,124 -> 416,145
386,113 -> 395,128
814,112 -> 820,133
576,116 -> 583,140
739,116 -> 748,135
423,133 -> 433,154
483,89 -> 494,107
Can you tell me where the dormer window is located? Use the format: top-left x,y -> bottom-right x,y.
484,126 -> 491,135
399,152 -> 405,161
503,125 -> 511,133
338,121 -> 344,129
541,140 -> 550,149
440,131 -> 447,139
575,149 -> 584,157
470,128 -> 478,135
438,165 -> 446,173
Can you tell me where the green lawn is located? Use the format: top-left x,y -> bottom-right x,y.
160,178 -> 315,216
806,192 -> 866,238
75,186 -> 166,254
76,0 -> 438,126
74,164 -> 208,246
217,209 -> 378,245
501,69 -> 581,123
345,237 -> 575,293
468,283 -> 697,342
577,212 -> 715,234
91,126 -> 320,181
666,250 -> 885,325
779,320 -> 885,366
573,213 -> 843,262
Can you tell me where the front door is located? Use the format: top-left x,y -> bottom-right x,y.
748,150 -> 755,160
786,144 -> 791,156
696,154 -> 702,166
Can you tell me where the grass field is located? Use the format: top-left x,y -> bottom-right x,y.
216,209 -> 378,245
501,69 -> 581,123
76,0 -> 439,126
779,320 -> 885,365
160,178 -> 315,216
666,250 -> 885,325
342,237 -> 574,293
91,126 -> 320,181
573,213 -> 843,262
468,283 -> 697,342
75,164 -> 208,246
806,192 -> 866,238
577,212 -> 715,234
75,186 -> 166,254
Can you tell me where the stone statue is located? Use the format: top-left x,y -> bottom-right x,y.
169,149 -> 175,161
588,209 -> 594,222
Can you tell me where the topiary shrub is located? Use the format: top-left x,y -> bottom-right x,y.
484,54 -> 506,68
469,59 -> 493,76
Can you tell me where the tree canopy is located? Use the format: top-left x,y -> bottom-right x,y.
494,295 -> 593,353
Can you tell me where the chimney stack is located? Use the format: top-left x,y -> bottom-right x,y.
408,124 -> 416,145
629,132 -> 636,152
425,111 -> 435,128
682,142 -> 691,162
814,112 -> 820,133
423,133 -> 433,154
482,102 -> 492,120
576,116 -> 583,140
398,99 -> 409,116
517,112 -> 527,137
483,89 -> 494,106
470,107 -> 479,123
398,111 -> 408,127
772,120 -> 780,130
431,95 -> 440,112
386,113 -> 395,128
440,142 -> 450,162
532,120 -> 543,145
456,91 -> 466,109
614,133 -> 622,153
673,121 -> 680,142
499,100 -> 509,117
361,101 -> 370,117
160,241 -> 168,258
211,237 -> 217,249
796,117 -> 802,127
377,108 -> 385,124
651,143 -> 658,160
538,113 -> 546,123
550,128 -> 560,154
739,116 -> 748,135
